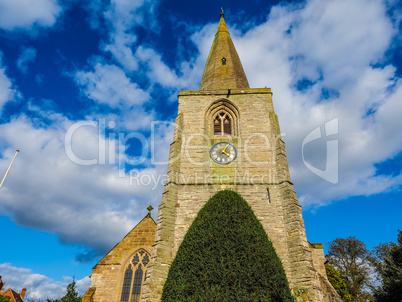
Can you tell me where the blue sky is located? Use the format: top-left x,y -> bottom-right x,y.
0,0 -> 401,300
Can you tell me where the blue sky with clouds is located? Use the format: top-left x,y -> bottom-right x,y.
0,0 -> 401,300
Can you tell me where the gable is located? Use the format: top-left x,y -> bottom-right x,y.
94,214 -> 156,268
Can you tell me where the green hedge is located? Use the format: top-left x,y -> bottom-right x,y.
162,190 -> 294,302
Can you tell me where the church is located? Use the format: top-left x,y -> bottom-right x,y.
82,12 -> 341,302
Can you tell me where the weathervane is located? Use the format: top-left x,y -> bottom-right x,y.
221,7 -> 224,16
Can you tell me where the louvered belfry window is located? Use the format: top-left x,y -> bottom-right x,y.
214,111 -> 232,135
120,250 -> 150,302
223,116 -> 231,134
214,116 -> 221,135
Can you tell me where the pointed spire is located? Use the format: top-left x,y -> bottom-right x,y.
199,11 -> 249,90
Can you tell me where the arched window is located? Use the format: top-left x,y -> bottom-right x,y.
120,250 -> 150,302
221,57 -> 226,65
206,99 -> 239,137
213,111 -> 232,135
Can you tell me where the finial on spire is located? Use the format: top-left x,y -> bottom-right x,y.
147,205 -> 154,215
221,7 -> 224,17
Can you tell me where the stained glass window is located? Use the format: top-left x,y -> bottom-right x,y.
120,250 -> 150,302
131,264 -> 143,302
121,265 -> 133,302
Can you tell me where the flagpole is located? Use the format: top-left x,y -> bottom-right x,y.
0,150 -> 19,189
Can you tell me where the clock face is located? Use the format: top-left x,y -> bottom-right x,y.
210,142 -> 237,165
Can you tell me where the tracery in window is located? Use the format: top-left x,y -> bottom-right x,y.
120,250 -> 150,302
213,111 -> 232,135
206,99 -> 239,137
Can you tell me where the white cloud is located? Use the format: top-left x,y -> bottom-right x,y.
75,63 -> 150,108
0,109 -> 167,253
83,0 -> 204,95
0,0 -> 62,31
102,0 -> 158,70
134,24 -> 213,91
74,63 -> 156,131
226,0 -> 402,207
17,47 -> 37,74
104,31 -> 139,72
290,0 -> 393,89
135,46 -> 182,88
0,40 -> 172,256
0,263 -> 91,300
0,56 -> 17,111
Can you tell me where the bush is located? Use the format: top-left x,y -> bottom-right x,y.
162,190 -> 294,302
0,296 -> 11,302
325,263 -> 354,302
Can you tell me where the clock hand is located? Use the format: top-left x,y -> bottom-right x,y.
222,144 -> 229,154
222,150 -> 230,156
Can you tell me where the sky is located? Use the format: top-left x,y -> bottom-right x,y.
0,0 -> 401,300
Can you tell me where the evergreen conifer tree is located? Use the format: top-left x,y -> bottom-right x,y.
161,190 -> 294,302
374,230 -> 402,302
45,278 -> 81,302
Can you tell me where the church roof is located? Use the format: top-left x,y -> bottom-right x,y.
199,11 -> 249,90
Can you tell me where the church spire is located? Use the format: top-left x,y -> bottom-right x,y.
199,11 -> 249,90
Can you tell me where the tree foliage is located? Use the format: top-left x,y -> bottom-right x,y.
46,278 -> 81,302
325,263 -> 354,302
0,296 -> 11,302
371,241 -> 395,278
374,230 -> 402,302
326,237 -> 373,302
161,190 -> 294,302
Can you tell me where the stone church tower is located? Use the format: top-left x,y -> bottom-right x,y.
83,12 -> 341,302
